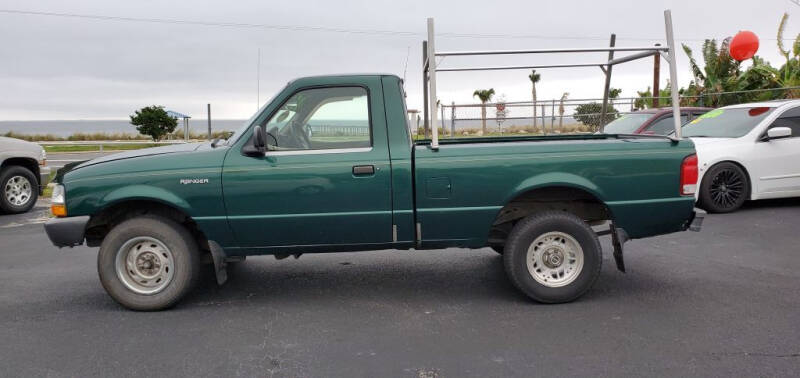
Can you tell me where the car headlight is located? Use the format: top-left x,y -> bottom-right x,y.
51,184 -> 66,217
40,148 -> 47,166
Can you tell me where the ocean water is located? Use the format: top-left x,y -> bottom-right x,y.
0,119 -> 249,137
0,117 -> 578,138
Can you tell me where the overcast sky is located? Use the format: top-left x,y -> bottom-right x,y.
1,0 -> 798,120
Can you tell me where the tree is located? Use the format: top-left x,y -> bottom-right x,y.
528,70 -> 541,130
130,106 -> 178,141
635,82 -> 676,109
608,87 -> 622,99
776,12 -> 800,97
574,102 -> 619,132
682,39 -> 779,106
473,88 -> 495,135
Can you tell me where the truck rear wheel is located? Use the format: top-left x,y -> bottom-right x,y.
97,215 -> 200,311
503,211 -> 602,303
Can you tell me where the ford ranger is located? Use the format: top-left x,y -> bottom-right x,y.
44,74 -> 703,310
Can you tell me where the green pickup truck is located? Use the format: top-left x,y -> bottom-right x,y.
45,74 -> 703,310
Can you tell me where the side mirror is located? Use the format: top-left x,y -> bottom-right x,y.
242,125 -> 266,157
766,126 -> 792,141
253,125 -> 266,150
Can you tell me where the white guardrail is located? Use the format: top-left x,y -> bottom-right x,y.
36,140 -> 193,152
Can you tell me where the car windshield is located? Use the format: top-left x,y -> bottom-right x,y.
602,113 -> 653,134
681,107 -> 776,138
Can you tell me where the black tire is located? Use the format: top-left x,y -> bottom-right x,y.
97,216 -> 200,311
698,162 -> 749,213
0,165 -> 38,214
503,211 -> 602,304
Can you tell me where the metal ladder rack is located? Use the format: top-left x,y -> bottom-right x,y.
422,10 -> 682,149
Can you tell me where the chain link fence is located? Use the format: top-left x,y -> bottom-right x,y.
411,86 -> 800,138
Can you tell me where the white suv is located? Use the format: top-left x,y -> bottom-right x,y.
0,137 -> 50,214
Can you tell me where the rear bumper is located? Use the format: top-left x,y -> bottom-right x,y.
43,216 -> 89,247
688,208 -> 705,232
39,166 -> 51,194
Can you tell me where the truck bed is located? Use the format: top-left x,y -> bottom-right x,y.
412,135 -> 696,247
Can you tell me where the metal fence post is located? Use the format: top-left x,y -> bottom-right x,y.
450,101 -> 456,136
440,104 -> 446,137
541,104 -> 547,135
551,100 -> 556,132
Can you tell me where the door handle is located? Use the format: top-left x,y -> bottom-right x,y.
352,165 -> 375,175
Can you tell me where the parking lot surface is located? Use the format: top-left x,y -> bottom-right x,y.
1,199 -> 799,377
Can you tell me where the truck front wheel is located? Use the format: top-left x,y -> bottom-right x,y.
97,215 -> 200,311
503,211 -> 602,303
0,165 -> 38,214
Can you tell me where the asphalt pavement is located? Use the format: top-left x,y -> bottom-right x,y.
1,199 -> 799,377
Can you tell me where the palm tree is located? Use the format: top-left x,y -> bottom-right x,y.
558,92 -> 569,129
682,39 -> 747,106
473,88 -> 495,135
528,70 -> 541,131
684,39 -> 782,105
776,13 -> 800,97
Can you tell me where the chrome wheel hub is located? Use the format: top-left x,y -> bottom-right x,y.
115,237 -> 174,295
4,175 -> 32,207
541,248 -> 565,268
526,231 -> 584,288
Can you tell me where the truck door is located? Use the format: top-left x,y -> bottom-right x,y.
222,83 -> 394,249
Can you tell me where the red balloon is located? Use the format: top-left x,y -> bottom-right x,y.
729,30 -> 759,61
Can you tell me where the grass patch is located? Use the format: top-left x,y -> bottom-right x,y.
42,184 -> 53,199
4,130 -> 233,142
43,144 -> 161,153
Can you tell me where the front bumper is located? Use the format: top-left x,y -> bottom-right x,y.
688,208 -> 705,232
39,166 -> 51,194
43,216 -> 89,247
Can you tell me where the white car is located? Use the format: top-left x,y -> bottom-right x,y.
683,99 -> 800,213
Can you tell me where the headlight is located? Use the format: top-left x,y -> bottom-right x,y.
51,184 -> 66,217
40,148 -> 47,166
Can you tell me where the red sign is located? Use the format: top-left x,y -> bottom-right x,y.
496,103 -> 506,112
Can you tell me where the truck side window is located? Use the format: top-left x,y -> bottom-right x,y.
263,86 -> 371,150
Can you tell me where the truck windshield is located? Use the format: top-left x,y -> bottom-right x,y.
602,113 -> 652,134
224,85 -> 288,146
682,107 -> 775,138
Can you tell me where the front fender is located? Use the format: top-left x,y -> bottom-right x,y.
99,184 -> 193,214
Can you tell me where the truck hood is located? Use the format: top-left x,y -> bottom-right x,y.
75,142 -> 205,170
0,136 -> 44,157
